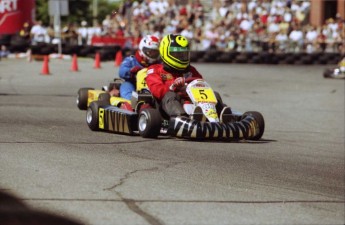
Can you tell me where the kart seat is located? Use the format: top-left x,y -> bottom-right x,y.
109,78 -> 125,90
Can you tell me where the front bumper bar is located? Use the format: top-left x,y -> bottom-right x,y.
167,115 -> 260,140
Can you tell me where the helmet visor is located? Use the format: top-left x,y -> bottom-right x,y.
169,47 -> 190,61
143,47 -> 159,59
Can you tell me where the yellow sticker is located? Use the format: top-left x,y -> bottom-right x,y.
190,87 -> 217,103
136,68 -> 148,91
99,108 -> 104,129
176,35 -> 188,47
206,109 -> 218,118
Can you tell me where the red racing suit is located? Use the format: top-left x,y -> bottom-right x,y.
145,64 -> 203,101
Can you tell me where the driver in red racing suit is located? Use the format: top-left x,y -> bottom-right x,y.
146,34 -> 203,117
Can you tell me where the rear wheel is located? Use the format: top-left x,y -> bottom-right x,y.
138,108 -> 162,138
77,87 -> 94,110
243,111 -> 265,140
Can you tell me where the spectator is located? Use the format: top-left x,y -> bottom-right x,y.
283,7 -> 293,23
30,20 -> 49,44
61,23 -> 78,45
180,25 -> 194,42
305,25 -> 318,53
239,14 -> 254,33
316,27 -> 327,52
227,34 -> 237,51
203,24 -> 219,50
275,30 -> 289,53
78,20 -> 89,46
0,45 -> 10,58
267,19 -> 280,34
289,25 -> 304,52
46,24 -> 56,44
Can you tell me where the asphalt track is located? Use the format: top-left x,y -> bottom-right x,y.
0,57 -> 344,225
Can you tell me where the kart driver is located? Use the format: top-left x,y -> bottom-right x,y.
145,34 -> 204,118
110,35 -> 160,99
146,33 -> 231,120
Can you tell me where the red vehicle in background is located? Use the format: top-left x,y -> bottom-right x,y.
0,0 -> 35,52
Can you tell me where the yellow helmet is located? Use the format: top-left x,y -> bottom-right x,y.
159,34 -> 190,71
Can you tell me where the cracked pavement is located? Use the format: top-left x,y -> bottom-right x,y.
0,59 -> 344,225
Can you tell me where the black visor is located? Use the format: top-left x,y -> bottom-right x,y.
143,47 -> 159,59
170,51 -> 190,61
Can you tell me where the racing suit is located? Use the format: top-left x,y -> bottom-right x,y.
146,64 -> 203,117
118,51 -> 149,100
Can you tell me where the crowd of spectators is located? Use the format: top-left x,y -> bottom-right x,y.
118,0 -> 344,54
7,0 -> 345,56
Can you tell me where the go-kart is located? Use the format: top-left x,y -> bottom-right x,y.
323,58 -> 345,79
323,67 -> 345,79
78,68 -> 265,141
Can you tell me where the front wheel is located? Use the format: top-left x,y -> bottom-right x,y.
323,68 -> 333,78
138,108 -> 162,138
243,111 -> 265,140
77,87 -> 94,110
98,93 -> 111,105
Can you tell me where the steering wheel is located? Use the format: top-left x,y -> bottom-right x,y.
184,77 -> 201,84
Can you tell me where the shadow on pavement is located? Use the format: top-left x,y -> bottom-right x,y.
0,189 -> 83,225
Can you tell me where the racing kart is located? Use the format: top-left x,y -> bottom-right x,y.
77,69 -> 265,141
323,67 -> 345,79
323,58 -> 345,79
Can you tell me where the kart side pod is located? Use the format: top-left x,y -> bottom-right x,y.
168,111 -> 265,141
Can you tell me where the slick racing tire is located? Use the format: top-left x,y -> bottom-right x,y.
243,111 -> 265,140
77,87 -> 94,110
86,100 -> 108,131
98,93 -> 111,105
323,68 -> 334,78
138,108 -> 162,138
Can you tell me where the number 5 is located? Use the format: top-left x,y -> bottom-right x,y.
199,89 -> 207,99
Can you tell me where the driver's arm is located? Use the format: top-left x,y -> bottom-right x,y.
146,67 -> 174,101
189,65 -> 203,79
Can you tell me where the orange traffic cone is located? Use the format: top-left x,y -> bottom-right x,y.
70,54 -> 79,72
40,55 -> 50,75
114,50 -> 123,67
94,52 -> 101,69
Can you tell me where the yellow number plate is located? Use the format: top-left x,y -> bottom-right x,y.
190,87 -> 217,103
99,108 -> 104,129
136,68 -> 148,91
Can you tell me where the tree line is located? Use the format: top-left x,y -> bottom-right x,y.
35,0 -> 121,26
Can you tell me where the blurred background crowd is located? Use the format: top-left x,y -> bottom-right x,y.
1,0 -> 345,57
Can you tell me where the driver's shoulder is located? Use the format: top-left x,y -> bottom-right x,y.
147,64 -> 163,73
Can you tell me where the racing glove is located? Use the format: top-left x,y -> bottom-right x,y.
170,77 -> 185,91
129,66 -> 142,79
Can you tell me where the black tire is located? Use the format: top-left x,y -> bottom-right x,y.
214,91 -> 227,116
323,68 -> 333,78
98,93 -> 111,104
243,111 -> 265,140
77,87 -> 94,110
138,108 -> 162,138
86,100 -> 108,131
